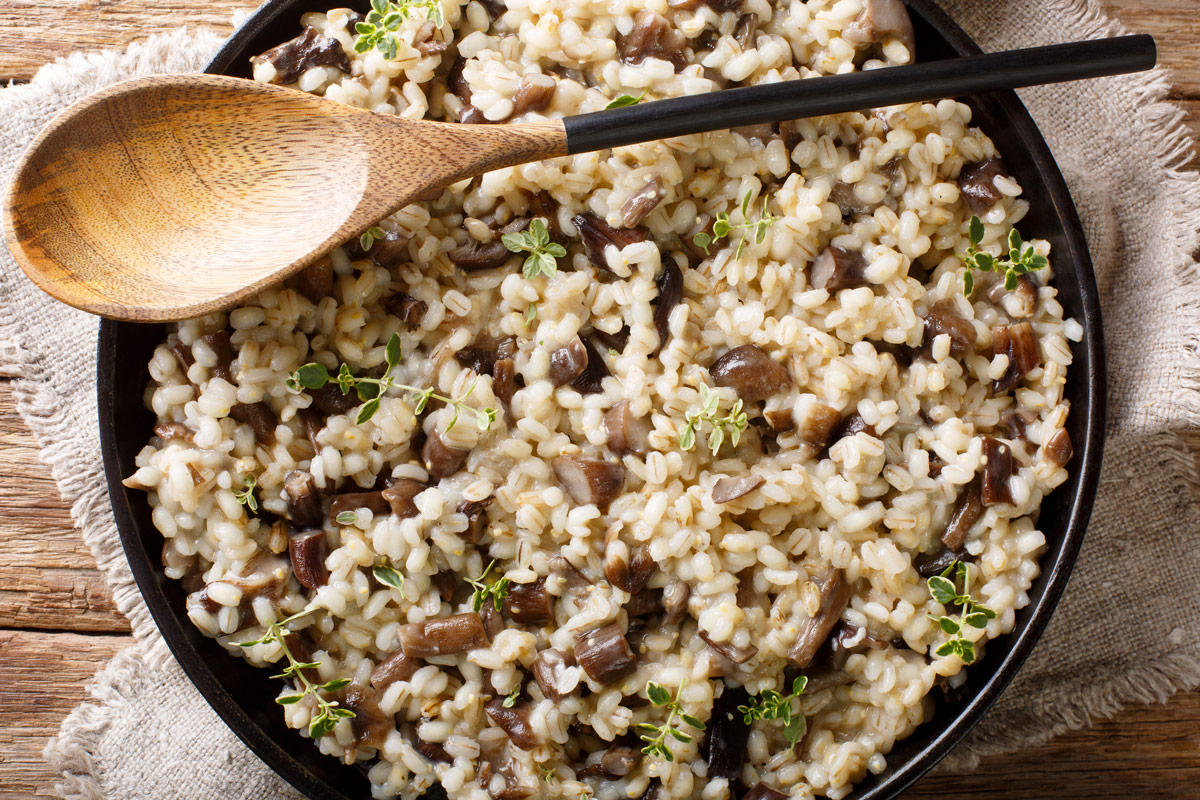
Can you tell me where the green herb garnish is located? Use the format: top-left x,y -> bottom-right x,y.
502,685 -> 521,708
335,510 -> 358,525
372,563 -> 405,591
525,302 -> 538,327
536,763 -> 556,783
636,680 -> 705,762
958,215 -> 1048,296
233,474 -> 258,513
927,560 -> 996,664
679,383 -> 748,456
501,218 -> 566,281
287,332 -> 497,428
238,609 -> 355,739
353,0 -> 444,60
738,675 -> 808,746
467,559 -> 510,612
359,225 -> 386,251
692,189 -> 778,259
604,89 -> 648,109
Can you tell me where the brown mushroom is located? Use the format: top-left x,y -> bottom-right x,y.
153,421 -> 193,443
941,478 -> 982,551
604,401 -> 651,456
512,74 -> 557,116
742,783 -> 788,800
987,275 -> 1038,318
532,648 -> 576,701
600,736 -> 643,778
572,213 -> 649,270
423,430 -> 469,478
662,581 -> 690,625
504,578 -> 553,624
384,292 -> 428,330
382,478 -> 426,518
699,630 -> 758,664
330,491 -> 390,520
992,322 -> 1040,394
705,684 -> 751,781
338,685 -> 392,749
550,337 -> 589,387
810,246 -> 868,292
957,159 -> 1009,215
923,300 -> 976,361
493,357 -> 516,421
283,470 -> 323,529
458,497 -> 491,543
832,412 -> 877,444
448,240 -> 511,271
485,698 -> 540,750
653,259 -> 683,352
843,0 -> 916,57
251,26 -> 351,85
288,529 -> 329,589
552,455 -> 625,510
604,544 -> 655,594
370,649 -> 420,691
797,402 -> 842,446
366,229 -> 411,268
297,256 -> 334,303
575,622 -> 636,685
709,344 -> 791,403
981,436 -> 1015,506
397,613 -> 491,658
570,337 -> 611,395
617,11 -> 687,71
828,181 -> 875,217
788,568 -> 851,668
621,176 -> 666,228
1043,428 -> 1073,467
711,474 -> 764,504
229,402 -> 278,446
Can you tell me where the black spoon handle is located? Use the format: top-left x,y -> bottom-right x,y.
561,35 -> 1156,154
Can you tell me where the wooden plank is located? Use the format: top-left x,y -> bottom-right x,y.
0,385 -> 130,633
1100,0 -> 1200,94
0,0 -> 242,82
0,630 -> 132,800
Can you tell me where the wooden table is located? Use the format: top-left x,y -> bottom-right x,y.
2,1 -> 1198,796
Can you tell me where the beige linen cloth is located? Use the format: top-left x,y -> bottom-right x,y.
2,1 -> 1198,797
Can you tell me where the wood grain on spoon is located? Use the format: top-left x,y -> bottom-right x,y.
2,73 -> 567,321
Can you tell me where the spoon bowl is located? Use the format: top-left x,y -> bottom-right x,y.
4,74 -> 566,319
3,36 -> 1155,321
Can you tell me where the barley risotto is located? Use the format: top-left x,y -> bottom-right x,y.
122,0 -> 1079,798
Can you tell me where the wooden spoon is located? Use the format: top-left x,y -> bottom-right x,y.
3,35 -> 1153,321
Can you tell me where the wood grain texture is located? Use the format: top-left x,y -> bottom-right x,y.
1,1 -> 1199,798
5,73 -> 569,321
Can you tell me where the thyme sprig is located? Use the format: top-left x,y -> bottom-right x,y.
372,562 -> 405,591
927,560 -> 996,664
287,332 -> 497,428
679,383 -> 748,456
501,218 -> 566,281
958,215 -> 1048,296
604,89 -> 648,109
238,609 -> 355,738
353,0 -> 444,60
233,474 -> 258,513
637,681 -> 705,762
467,559 -> 510,612
738,675 -> 809,746
502,685 -> 521,708
693,189 -> 779,259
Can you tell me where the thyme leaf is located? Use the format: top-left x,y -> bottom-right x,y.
958,215 -> 1048,296
679,383 -> 748,456
926,560 -> 996,664
638,680 -> 705,761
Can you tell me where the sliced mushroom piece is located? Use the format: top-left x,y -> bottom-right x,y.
458,497 -> 491,543
617,10 -> 687,71
832,412 -> 877,444
788,568 -> 851,668
797,402 -> 842,446
448,240 -> 511,271
621,176 -> 666,228
229,402 -> 277,445
571,213 -> 649,270
699,630 -> 758,664
170,339 -> 195,375
600,736 -> 643,779
604,401 -> 651,456
512,74 -> 556,116
653,259 -> 683,352
592,325 -> 630,355
549,337 -> 589,387
709,344 -> 791,403
913,546 -> 966,579
459,104 -> 491,125
571,336 -> 610,395
338,685 -> 392,749
922,300 -> 976,361
828,181 -> 875,217
981,436 -> 1015,506
297,256 -> 334,303
604,543 -> 655,594
552,455 -> 625,510
992,322 -> 1040,394
705,684 -> 750,781
366,229 -> 411,268
384,292 -> 428,330
504,578 -> 553,624
575,622 -> 636,685
415,737 -> 454,764
742,783 -> 788,800
251,26 -> 351,85
493,357 -> 516,422
625,586 -> 664,617
532,648 -> 576,701
957,159 -> 1009,215
199,330 -> 237,383
843,0 -> 916,58
397,612 -> 491,658
941,478 -> 982,551
153,421 -> 193,443
810,246 -> 868,292
987,275 -> 1038,319
309,382 -> 359,416
370,649 -> 421,690
330,491 -> 390,520
733,13 -> 758,49
1043,428 -> 1073,467
423,430 -> 470,479
382,478 -> 426,518
481,603 -> 504,640
711,474 -> 764,504
477,730 -> 535,800
289,529 -> 329,590
283,470 -> 323,529
485,698 -> 540,751
662,581 -> 690,625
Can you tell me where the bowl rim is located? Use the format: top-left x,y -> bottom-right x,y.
98,2 -> 1107,798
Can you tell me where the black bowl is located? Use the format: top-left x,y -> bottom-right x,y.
98,2 -> 1107,798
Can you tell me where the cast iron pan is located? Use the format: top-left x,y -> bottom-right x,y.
97,2 -> 1107,797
